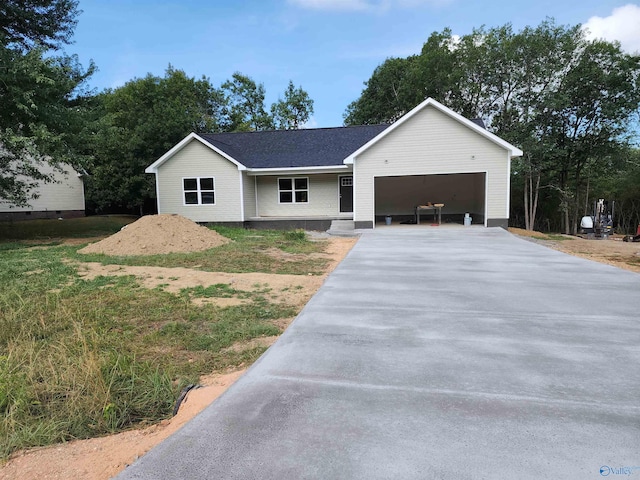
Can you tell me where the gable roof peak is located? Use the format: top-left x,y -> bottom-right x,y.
343,97 -> 523,163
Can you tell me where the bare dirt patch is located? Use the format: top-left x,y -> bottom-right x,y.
74,236 -> 357,310
75,262 -> 324,308
222,335 -> 280,353
78,214 -> 229,256
270,316 -> 297,331
509,227 -> 640,273
1,235 -> 357,480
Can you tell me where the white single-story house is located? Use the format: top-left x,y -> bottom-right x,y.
0,162 -> 85,221
146,98 -> 523,230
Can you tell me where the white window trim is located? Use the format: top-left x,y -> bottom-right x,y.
277,176 -> 309,204
182,176 -> 216,206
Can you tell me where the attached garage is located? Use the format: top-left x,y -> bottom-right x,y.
346,98 -> 523,229
374,172 -> 486,224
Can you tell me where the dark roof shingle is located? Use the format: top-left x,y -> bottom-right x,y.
199,124 -> 389,169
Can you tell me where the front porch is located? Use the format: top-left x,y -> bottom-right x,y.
245,215 -> 353,231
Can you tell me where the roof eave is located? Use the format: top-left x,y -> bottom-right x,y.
511,146 -> 524,157
247,165 -> 351,176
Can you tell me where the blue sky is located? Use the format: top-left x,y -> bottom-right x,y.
71,1 -> 640,128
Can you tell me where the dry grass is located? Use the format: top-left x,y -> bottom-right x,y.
0,222 -> 329,459
509,227 -> 640,273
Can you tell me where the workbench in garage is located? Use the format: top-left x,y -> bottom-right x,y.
415,204 -> 444,225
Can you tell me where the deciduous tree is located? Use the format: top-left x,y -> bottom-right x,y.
0,0 -> 94,207
0,0 -> 79,50
271,81 -> 314,130
86,67 -> 223,213
220,73 -> 273,131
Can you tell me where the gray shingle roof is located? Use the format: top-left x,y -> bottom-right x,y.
470,118 -> 486,129
199,124 -> 389,169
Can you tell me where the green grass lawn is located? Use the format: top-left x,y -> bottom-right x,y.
0,218 -> 326,458
0,215 -> 137,241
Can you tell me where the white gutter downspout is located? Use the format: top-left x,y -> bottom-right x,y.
254,176 -> 259,218
484,171 -> 489,227
353,156 -> 360,228
239,169 -> 245,222
153,171 -> 161,214
506,152 -> 511,220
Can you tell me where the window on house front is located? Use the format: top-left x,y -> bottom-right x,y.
183,177 -> 215,205
278,177 -> 308,203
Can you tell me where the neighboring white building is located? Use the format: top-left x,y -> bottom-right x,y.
0,162 -> 86,221
146,98 -> 523,229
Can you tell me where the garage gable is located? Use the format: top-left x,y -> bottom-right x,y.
345,98 -> 522,164
350,98 -> 522,229
352,105 -> 511,173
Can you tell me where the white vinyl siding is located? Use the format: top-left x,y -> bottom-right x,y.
353,105 -> 509,224
155,139 -> 242,222
0,162 -> 84,213
256,174 -> 340,217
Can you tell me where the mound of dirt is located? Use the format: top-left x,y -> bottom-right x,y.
78,214 -> 230,256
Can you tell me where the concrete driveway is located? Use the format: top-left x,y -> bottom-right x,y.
116,227 -> 640,480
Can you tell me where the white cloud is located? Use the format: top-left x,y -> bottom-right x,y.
583,4 -> 640,53
288,0 -> 370,11
288,0 -> 451,12
301,116 -> 319,129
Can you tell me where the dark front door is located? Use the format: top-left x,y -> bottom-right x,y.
339,176 -> 353,213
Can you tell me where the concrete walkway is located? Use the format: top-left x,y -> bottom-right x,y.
116,227 -> 640,480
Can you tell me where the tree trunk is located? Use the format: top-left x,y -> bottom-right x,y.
584,177 -> 590,216
524,170 -> 530,230
559,167 -> 570,234
570,188 -> 579,235
523,161 -> 541,231
531,171 -> 540,231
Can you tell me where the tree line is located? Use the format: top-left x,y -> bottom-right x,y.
0,1 -> 314,214
345,21 -> 640,233
84,70 -> 313,214
3,2 -> 639,232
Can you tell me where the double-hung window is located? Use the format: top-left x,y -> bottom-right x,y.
278,177 -> 308,203
183,177 -> 215,205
